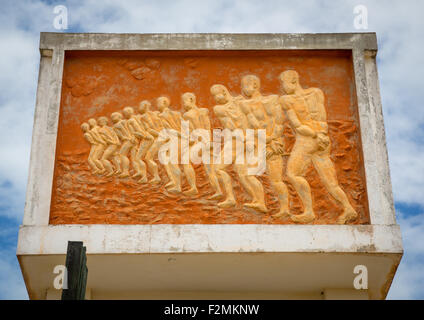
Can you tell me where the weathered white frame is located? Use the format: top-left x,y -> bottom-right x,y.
18,33 -> 401,256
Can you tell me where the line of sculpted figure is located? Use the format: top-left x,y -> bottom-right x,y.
279,70 -> 358,224
111,111 -> 135,178
87,118 -> 107,174
98,116 -> 121,177
181,92 -> 223,199
80,71 -> 359,223
210,84 -> 268,213
238,75 -> 290,218
156,96 -> 186,194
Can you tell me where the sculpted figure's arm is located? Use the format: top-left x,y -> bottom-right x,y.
99,129 -> 112,145
137,118 -> 154,140
84,132 -> 96,144
145,115 -> 162,137
239,101 -> 261,129
114,124 -> 129,141
314,89 -> 329,134
280,96 -> 316,137
91,129 -> 106,144
214,105 -> 237,130
265,97 -> 284,143
129,119 -> 148,139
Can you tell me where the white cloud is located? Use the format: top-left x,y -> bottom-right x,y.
387,210 -> 424,299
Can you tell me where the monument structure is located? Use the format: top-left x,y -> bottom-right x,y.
17,33 -> 402,299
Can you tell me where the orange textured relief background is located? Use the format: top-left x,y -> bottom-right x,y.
49,50 -> 370,225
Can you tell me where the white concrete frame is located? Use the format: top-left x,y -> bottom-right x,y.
17,33 -> 402,300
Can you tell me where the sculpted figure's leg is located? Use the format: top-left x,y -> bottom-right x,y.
134,141 -> 149,183
165,163 -> 182,194
215,163 -> 236,208
131,145 -> 147,180
93,145 -> 106,174
235,164 -> 268,213
145,139 -> 161,184
267,156 -> 290,218
182,163 -> 198,196
113,153 -> 122,176
118,141 -> 132,178
204,164 -> 223,200
88,146 -> 99,174
286,145 -> 315,223
102,145 -> 118,177
312,155 -> 358,224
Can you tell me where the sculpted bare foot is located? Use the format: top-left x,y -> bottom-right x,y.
119,172 -> 129,178
244,202 -> 268,213
167,186 -> 182,194
272,209 -> 290,219
150,177 -> 161,184
218,198 -> 236,208
183,188 -> 198,196
132,172 -> 142,179
165,181 -> 175,189
289,212 -> 315,224
336,207 -> 358,224
105,171 -> 114,178
208,192 -> 223,200
137,177 -> 148,184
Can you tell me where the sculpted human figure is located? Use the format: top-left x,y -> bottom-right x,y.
239,75 -> 289,218
182,92 -> 223,198
133,101 -> 155,183
279,70 -> 358,224
97,116 -> 121,177
156,96 -> 184,194
123,106 -> 148,182
81,122 -> 102,174
111,111 -> 135,178
139,100 -> 163,184
211,84 -> 267,213
87,118 -> 106,174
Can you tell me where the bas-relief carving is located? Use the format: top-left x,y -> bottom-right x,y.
74,71 -> 358,225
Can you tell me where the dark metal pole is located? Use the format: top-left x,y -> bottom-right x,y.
61,241 -> 88,300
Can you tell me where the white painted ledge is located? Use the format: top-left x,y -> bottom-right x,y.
17,224 -> 402,255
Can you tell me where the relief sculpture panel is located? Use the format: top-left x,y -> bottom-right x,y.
50,50 -> 370,225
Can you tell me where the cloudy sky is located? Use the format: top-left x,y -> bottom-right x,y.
0,0 -> 423,299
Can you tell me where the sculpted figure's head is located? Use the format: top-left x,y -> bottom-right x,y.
98,116 -> 109,126
241,75 -> 260,97
210,84 -> 230,105
111,112 -> 123,124
182,92 -> 196,111
157,96 -> 170,112
123,106 -> 135,118
88,118 -> 97,128
279,70 -> 299,95
81,122 -> 90,132
139,100 -> 151,114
